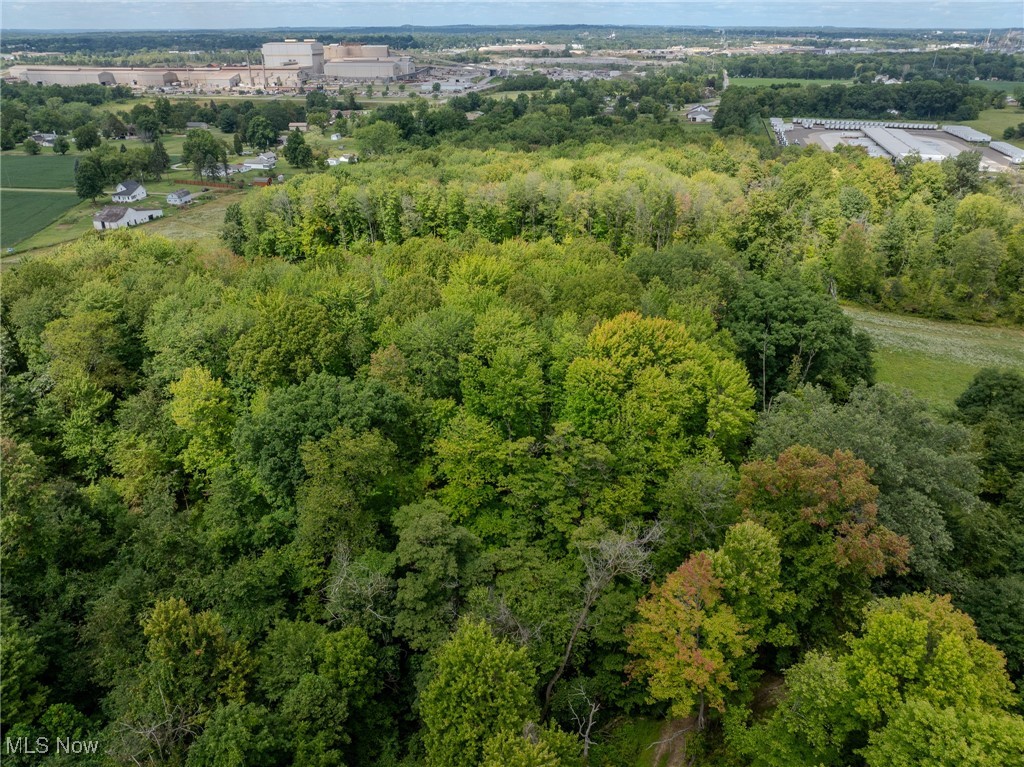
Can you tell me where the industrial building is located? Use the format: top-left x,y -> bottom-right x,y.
325,58 -> 413,80
11,66 -> 117,86
325,44 -> 391,60
7,64 -> 247,90
990,141 -> 1024,164
321,43 -> 414,81
943,125 -> 991,143
8,38 -> 413,90
261,40 -> 324,74
775,117 -> 1021,172
177,68 -> 243,89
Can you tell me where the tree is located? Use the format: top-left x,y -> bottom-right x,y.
74,155 -> 106,201
832,222 -> 881,300
628,551 -> 749,729
738,445 -> 909,642
943,149 -> 982,196
245,116 -> 276,151
753,385 -> 978,590
420,619 -> 537,767
181,129 -> 228,180
147,137 -> 170,180
561,312 -> 755,465
724,270 -> 874,409
393,500 -> 481,652
283,129 -> 314,169
52,135 -> 70,155
628,521 -> 790,729
22,138 -> 40,155
71,123 -> 100,151
112,599 -> 250,765
353,121 -> 403,157
542,522 -> 661,716
232,132 -> 244,156
168,367 -> 234,478
729,593 -> 1022,767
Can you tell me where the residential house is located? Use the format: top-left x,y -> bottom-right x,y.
243,152 -> 277,171
185,121 -> 210,130
288,122 -> 309,132
685,105 -> 714,123
166,189 -> 194,206
112,180 -> 147,203
252,177 -> 273,187
28,132 -> 57,146
92,206 -> 163,231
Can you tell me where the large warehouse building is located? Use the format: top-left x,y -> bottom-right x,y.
322,43 -> 415,81
7,39 -> 414,90
261,40 -> 324,74
11,66 -> 117,86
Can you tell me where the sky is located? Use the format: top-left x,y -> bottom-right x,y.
1,0 -> 1022,32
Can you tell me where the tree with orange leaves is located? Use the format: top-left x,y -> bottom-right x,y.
738,445 -> 909,643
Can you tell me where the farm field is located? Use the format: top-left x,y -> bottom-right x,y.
0,190 -> 83,248
844,304 -> 1024,408
0,154 -> 78,189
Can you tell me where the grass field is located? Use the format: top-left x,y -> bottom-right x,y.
142,191 -> 242,250
0,154 -> 78,189
728,77 -> 853,88
844,305 -> 1024,408
968,80 -> 1024,93
0,190 -> 83,248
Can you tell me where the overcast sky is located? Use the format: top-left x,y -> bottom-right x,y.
1,0 -> 1021,31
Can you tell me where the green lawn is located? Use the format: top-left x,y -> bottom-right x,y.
0,190 -> 83,248
844,305 -> 1024,408
0,154 -> 78,189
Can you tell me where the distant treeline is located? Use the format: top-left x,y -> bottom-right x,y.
714,79 -> 1003,129
728,51 -> 1024,85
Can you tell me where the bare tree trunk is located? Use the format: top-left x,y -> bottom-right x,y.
541,523 -> 661,720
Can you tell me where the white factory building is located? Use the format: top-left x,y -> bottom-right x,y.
322,43 -> 414,81
261,40 -> 325,74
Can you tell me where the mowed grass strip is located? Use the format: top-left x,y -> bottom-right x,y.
844,304 -> 1024,407
0,154 -> 78,189
0,190 -> 83,247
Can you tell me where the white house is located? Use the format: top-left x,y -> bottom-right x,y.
330,133 -> 342,141
243,152 -> 277,171
28,132 -> 57,147
112,180 -> 147,203
166,189 -> 194,206
685,105 -> 714,123
92,206 -> 164,231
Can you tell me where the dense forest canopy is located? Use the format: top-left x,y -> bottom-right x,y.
2,53 -> 1024,767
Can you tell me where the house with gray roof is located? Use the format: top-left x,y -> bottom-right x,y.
112,180 -> 147,203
